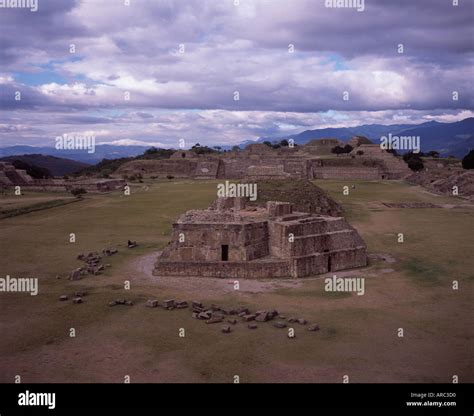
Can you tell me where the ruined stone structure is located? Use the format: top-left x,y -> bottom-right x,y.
0,162 -> 34,187
154,197 -> 367,279
116,139 -> 411,181
0,162 -> 126,192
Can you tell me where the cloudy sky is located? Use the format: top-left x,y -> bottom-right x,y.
0,0 -> 473,148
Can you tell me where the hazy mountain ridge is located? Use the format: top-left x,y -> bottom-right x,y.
0,154 -> 91,176
250,118 -> 474,157
1,118 -> 472,164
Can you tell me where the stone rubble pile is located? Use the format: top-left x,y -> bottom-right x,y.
59,291 -> 87,304
138,298 -> 321,334
71,249 -> 116,280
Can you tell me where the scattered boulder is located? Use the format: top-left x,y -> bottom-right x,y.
237,307 -> 250,315
146,299 -> 158,308
307,324 -> 320,332
255,310 -> 278,322
192,301 -> 203,309
273,321 -> 287,329
102,248 -> 118,256
72,297 -> 83,304
288,317 -> 297,323
175,301 -> 188,309
74,291 -> 86,297
297,318 -> 307,325
125,300 -> 133,306
70,268 -> 82,281
221,326 -> 232,334
59,295 -> 69,301
108,301 -> 117,307
198,311 -> 211,320
227,319 -> 237,325
163,299 -> 175,308
127,240 -> 138,248
242,314 -> 256,322
206,316 -> 224,324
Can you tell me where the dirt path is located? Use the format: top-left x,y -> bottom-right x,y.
123,250 -> 388,297
125,251 -> 305,295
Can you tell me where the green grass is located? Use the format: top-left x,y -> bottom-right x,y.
0,179 -> 473,383
0,197 -> 81,219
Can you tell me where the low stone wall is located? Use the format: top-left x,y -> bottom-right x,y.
290,246 -> 367,277
153,259 -> 290,278
313,166 -> 382,179
116,159 -> 198,177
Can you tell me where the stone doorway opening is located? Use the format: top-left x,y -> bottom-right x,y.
221,245 -> 229,261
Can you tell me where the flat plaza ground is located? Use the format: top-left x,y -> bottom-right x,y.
0,179 -> 473,382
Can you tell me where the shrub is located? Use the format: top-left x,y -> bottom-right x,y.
462,149 -> 474,169
71,188 -> 87,197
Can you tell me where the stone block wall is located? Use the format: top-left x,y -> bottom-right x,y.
153,258 -> 290,278
166,221 -> 269,262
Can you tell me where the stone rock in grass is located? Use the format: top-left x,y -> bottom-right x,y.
198,311 -> 211,320
307,324 -> 320,332
146,299 -> 158,308
162,299 -> 175,308
206,316 -> 224,324
70,268 -> 82,281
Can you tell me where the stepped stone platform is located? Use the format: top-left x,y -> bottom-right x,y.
116,139 -> 411,181
154,197 -> 367,279
0,162 -> 125,192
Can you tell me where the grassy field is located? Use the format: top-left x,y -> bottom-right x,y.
0,179 -> 472,383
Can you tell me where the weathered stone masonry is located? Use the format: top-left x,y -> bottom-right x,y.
154,197 -> 367,279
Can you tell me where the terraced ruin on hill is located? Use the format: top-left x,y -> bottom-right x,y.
116,139 -> 411,181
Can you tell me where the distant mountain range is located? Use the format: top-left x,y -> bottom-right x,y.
0,154 -> 91,176
1,118 -> 472,165
0,145 -> 149,164
244,118 -> 474,157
